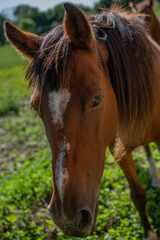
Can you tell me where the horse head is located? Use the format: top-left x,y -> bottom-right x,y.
4,3 -> 118,237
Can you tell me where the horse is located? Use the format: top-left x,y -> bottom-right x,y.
130,0 -> 160,44
4,4 -> 160,239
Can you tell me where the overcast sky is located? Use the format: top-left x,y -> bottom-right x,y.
0,0 -> 98,11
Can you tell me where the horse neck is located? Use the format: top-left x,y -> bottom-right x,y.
145,36 -> 160,142
148,35 -> 160,106
149,35 -> 160,80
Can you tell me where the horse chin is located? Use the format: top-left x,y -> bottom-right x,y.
48,201 -> 98,238
52,215 -> 94,238
54,217 -> 93,238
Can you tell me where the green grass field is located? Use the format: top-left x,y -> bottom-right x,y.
0,43 -> 160,239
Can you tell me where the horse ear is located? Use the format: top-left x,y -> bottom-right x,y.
63,3 -> 92,49
4,21 -> 43,61
129,2 -> 137,13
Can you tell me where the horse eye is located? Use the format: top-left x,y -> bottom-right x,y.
89,96 -> 102,109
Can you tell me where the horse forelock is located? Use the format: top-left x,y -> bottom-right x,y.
26,25 -> 73,93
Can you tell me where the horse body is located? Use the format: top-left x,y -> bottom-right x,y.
4,4 -> 160,239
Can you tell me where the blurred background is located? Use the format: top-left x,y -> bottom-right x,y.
0,0 -> 160,240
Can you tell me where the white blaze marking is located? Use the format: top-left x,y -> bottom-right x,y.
30,88 -> 38,105
30,92 -> 34,104
48,89 -> 71,208
48,89 -> 71,128
55,140 -> 70,205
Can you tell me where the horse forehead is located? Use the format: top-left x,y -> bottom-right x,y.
73,48 -> 99,69
69,48 -> 106,98
73,49 -> 102,82
72,43 -> 108,70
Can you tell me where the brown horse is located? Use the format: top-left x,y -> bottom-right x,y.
130,0 -> 160,44
4,4 -> 160,239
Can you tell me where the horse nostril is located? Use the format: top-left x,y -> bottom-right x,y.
78,209 -> 92,231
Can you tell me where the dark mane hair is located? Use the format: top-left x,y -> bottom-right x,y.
91,8 -> 154,150
26,7 -> 154,150
26,25 -> 72,91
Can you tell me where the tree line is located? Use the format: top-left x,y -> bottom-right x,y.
0,0 -> 142,45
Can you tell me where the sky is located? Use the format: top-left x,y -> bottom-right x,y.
0,0 -> 99,12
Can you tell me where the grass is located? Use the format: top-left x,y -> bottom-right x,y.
0,44 -> 24,69
0,45 -> 29,116
0,40 -> 160,239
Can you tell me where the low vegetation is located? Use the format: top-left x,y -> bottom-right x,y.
0,45 -> 160,239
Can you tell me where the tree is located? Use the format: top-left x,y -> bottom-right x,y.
18,18 -> 36,32
49,3 -> 92,30
95,0 -> 112,10
52,4 -> 65,23
0,15 -> 6,45
14,5 -> 38,23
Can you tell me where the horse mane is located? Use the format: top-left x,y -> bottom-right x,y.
26,25 -> 72,91
92,7 -> 154,151
26,7 -> 154,151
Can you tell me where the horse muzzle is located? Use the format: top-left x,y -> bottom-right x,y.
48,204 -> 95,237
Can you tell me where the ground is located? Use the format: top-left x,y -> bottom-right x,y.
0,44 -> 160,240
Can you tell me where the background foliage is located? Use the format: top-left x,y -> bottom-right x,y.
0,0 -> 160,239
1,0 -> 159,45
